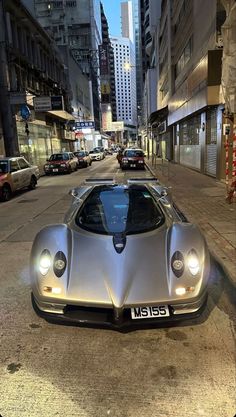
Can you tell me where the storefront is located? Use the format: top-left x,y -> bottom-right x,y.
172,106 -> 224,178
17,110 -> 75,172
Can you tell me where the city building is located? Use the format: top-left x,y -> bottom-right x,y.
131,0 -> 143,140
121,1 -> 134,43
32,0 -> 102,131
139,0 -> 161,152
111,36 -> 137,135
153,0 -> 227,179
0,0 -> 79,168
100,2 -> 117,122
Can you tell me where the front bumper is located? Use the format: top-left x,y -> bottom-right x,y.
32,291 -> 208,330
44,166 -> 69,174
121,162 -> 145,169
90,156 -> 101,161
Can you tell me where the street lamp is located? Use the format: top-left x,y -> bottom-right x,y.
124,62 -> 135,70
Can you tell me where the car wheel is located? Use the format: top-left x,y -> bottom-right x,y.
28,176 -> 37,190
1,184 -> 12,201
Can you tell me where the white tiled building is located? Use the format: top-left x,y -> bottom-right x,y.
111,37 -> 137,126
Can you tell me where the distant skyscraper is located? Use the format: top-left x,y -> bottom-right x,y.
121,1 -> 134,43
111,37 -> 137,126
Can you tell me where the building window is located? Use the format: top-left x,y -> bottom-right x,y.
66,0 -> 76,6
175,37 -> 193,78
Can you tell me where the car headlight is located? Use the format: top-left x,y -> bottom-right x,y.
39,249 -> 52,276
53,251 -> 67,277
171,251 -> 184,277
44,165 -> 49,169
138,160 -> 144,163
187,249 -> 200,276
60,164 -> 66,167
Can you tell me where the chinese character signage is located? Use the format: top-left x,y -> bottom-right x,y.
99,45 -> 109,76
75,121 -> 95,129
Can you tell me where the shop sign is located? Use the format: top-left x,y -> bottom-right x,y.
75,121 -> 95,129
158,121 -> 167,134
110,121 -> 124,132
33,96 -> 64,112
33,96 -> 52,112
51,96 -> 64,111
99,45 -> 109,76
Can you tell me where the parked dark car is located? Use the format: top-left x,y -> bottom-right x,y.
120,148 -> 145,170
44,152 -> 78,175
74,151 -> 92,168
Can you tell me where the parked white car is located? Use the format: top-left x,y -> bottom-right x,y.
0,156 -> 40,201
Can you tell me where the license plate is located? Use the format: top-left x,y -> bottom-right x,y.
53,168 -> 58,172
131,305 -> 170,319
130,164 -> 136,167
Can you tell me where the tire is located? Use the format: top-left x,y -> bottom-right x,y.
1,184 -> 12,202
28,176 -> 37,190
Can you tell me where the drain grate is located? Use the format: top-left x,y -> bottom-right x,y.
18,199 -> 38,204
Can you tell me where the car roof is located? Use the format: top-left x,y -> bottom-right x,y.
0,156 -> 25,161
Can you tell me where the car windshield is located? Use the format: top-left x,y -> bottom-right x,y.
0,160 -> 9,174
124,150 -> 144,157
76,152 -> 85,157
89,150 -> 98,154
49,154 -> 69,161
75,185 -> 165,235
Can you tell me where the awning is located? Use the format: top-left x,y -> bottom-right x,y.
149,106 -> 168,125
47,110 -> 75,121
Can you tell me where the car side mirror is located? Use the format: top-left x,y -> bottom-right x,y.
69,189 -> 83,202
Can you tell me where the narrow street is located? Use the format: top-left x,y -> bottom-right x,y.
0,155 -> 235,417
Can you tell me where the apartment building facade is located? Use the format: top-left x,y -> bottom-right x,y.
32,0 -> 102,130
0,0 -> 79,167
155,0 -> 227,179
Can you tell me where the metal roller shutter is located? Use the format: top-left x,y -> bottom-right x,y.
205,108 -> 217,177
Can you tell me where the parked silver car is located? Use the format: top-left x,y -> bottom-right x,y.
30,177 -> 210,329
0,157 -> 40,201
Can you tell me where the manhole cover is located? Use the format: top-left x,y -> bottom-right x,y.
18,199 -> 38,203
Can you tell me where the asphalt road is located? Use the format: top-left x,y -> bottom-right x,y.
0,156 -> 235,417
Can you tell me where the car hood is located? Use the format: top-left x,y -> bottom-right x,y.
67,226 -> 170,308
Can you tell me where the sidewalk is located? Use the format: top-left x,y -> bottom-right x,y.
146,158 -> 236,287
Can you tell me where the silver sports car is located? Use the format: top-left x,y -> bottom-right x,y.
30,177 -> 210,329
